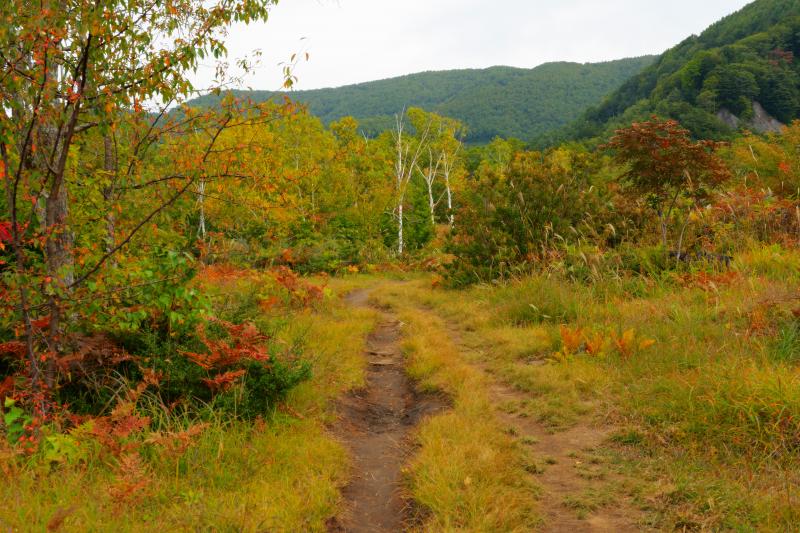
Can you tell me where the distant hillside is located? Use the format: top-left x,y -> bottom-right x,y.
544,0 -> 800,146
189,57 -> 655,144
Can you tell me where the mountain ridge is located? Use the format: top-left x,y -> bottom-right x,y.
189,56 -> 656,143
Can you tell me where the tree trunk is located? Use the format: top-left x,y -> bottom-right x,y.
444,173 -> 454,227
676,214 -> 692,263
44,175 -> 73,388
427,180 -> 436,227
103,134 -> 117,255
197,178 -> 207,239
397,201 -> 404,255
658,211 -> 668,249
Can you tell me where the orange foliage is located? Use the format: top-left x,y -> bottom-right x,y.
610,329 -> 637,359
559,325 -> 584,355
195,263 -> 257,284
559,326 -> 655,359
584,332 -> 606,356
0,341 -> 26,359
108,453 -> 152,505
182,318 -> 271,372
679,271 -> 741,291
271,266 -> 326,306
202,369 -> 247,392
146,423 -> 209,458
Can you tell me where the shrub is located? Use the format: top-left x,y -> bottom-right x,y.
214,359 -> 311,419
133,318 -> 311,419
445,149 -> 604,286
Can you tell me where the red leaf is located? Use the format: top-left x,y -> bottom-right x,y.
0,221 -> 12,244
30,316 -> 51,329
0,341 -> 26,358
202,369 -> 247,392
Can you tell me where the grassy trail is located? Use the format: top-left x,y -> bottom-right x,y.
440,319 -> 643,531
5,266 -> 796,531
332,261 -> 800,532
329,277 -> 647,531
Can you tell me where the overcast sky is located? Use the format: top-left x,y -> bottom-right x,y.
194,0 -> 754,92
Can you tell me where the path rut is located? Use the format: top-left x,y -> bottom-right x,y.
443,320 -> 645,532
328,289 -> 444,533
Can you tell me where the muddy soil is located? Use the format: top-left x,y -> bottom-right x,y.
328,290 -> 444,533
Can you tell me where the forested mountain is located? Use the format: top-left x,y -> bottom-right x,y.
190,57 -> 655,143
543,0 -> 800,146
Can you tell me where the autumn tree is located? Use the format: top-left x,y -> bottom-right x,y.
0,0 -> 280,400
604,118 -> 731,257
328,116 -> 394,246
445,148 -> 604,285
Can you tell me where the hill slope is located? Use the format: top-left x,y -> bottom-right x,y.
546,0 -> 800,145
190,57 -> 655,143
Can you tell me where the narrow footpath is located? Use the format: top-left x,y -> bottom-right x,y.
329,289 -> 444,532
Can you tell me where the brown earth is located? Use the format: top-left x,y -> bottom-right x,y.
489,382 -> 643,532
328,289 -> 445,533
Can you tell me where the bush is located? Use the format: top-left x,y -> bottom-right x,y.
444,150 -> 604,286
149,318 -> 309,419
94,310 -> 313,421
619,244 -> 671,276
289,216 -> 368,274
215,359 -> 311,419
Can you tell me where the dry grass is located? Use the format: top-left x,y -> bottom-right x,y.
370,282 -> 541,532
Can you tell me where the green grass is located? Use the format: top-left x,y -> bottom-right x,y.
0,274 -> 378,532
380,244 -> 800,530
1,418 -> 347,532
4,246 -> 799,530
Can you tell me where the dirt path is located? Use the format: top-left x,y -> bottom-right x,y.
442,322 -> 645,532
489,382 -> 641,532
329,289 -> 444,533
330,284 -> 642,531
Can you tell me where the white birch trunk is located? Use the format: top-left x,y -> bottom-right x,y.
427,180 -> 436,226
197,178 -> 206,239
398,202 -> 404,255
445,176 -> 454,226
442,152 -> 455,227
393,110 -> 430,255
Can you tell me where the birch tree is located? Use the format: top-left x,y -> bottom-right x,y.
438,123 -> 465,227
409,109 -> 465,229
417,148 -> 442,227
392,110 -> 429,255
440,144 -> 460,227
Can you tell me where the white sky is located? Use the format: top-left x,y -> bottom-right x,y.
195,0 -> 754,92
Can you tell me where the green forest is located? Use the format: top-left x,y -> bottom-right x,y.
2,0 -> 800,531
544,0 -> 800,146
191,57 -> 655,144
